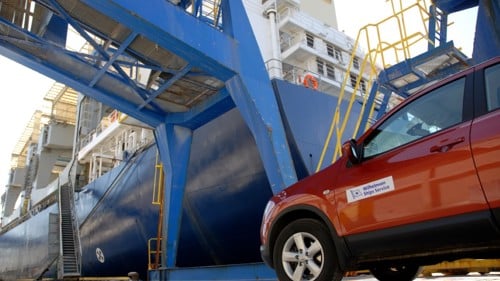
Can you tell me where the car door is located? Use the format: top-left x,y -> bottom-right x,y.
333,74 -> 490,257
470,60 -> 500,223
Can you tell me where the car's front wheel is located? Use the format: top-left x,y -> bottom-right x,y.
370,264 -> 421,281
273,218 -> 343,281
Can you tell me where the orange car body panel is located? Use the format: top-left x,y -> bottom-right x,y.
471,110 -> 500,209
260,57 -> 500,267
334,119 -> 488,236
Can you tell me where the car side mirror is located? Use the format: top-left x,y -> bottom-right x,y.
346,139 -> 362,165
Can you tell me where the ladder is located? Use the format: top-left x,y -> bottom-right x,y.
58,184 -> 81,279
315,0 -> 469,170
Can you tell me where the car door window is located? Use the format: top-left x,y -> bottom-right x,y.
364,78 -> 466,158
485,64 -> 500,112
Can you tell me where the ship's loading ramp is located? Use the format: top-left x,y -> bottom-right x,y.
0,0 -> 295,279
0,0 -> 499,280
0,0 -> 297,188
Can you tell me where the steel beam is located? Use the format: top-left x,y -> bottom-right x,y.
138,64 -> 193,110
221,0 -> 298,193
82,0 -> 298,192
81,0 -> 237,80
166,88 -> 235,130
88,31 -> 138,87
154,123 -> 193,268
47,0 -> 166,113
0,1 -> 299,277
0,39 -> 163,127
356,81 -> 381,139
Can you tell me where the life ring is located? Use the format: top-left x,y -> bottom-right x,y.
109,110 -> 119,123
303,74 -> 318,90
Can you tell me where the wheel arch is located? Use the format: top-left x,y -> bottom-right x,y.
268,204 -> 352,270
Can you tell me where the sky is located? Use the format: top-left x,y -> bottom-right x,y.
0,1 -> 479,201
335,0 -> 477,59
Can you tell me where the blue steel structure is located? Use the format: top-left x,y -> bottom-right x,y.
356,0 -> 500,137
0,0 -> 296,279
0,0 -> 498,279
3,86 -> 354,279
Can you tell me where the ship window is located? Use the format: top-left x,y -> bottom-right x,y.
326,43 -> 334,57
360,79 -> 367,93
306,33 -> 314,48
350,74 -> 357,88
326,63 -> 335,79
353,57 -> 360,69
316,58 -> 325,75
334,47 -> 342,61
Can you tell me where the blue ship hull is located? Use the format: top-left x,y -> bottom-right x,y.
0,80 -> 363,280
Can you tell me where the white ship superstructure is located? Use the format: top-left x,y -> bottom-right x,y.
245,0 -> 371,99
1,83 -> 77,227
0,82 -> 155,230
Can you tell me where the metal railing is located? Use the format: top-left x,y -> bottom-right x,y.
152,153 -> 164,206
57,182 -> 81,279
277,6 -> 359,54
316,0 -> 433,170
149,152 -> 165,270
148,238 -> 163,270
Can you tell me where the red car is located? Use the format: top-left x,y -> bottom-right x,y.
260,57 -> 500,281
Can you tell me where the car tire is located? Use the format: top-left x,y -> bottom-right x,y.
273,218 -> 343,281
370,264 -> 421,281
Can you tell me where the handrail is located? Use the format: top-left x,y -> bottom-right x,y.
57,179 -> 81,278
150,151 -> 165,270
56,179 -> 64,278
315,0 -> 434,170
69,179 -> 82,276
152,152 -> 164,205
148,238 -> 163,270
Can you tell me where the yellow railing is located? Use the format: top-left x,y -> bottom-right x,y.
200,0 -> 221,26
152,153 -> 164,205
316,0 -> 434,171
149,152 -> 165,270
21,198 -> 30,216
148,237 -> 163,270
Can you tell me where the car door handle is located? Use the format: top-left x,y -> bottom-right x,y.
430,137 -> 465,153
